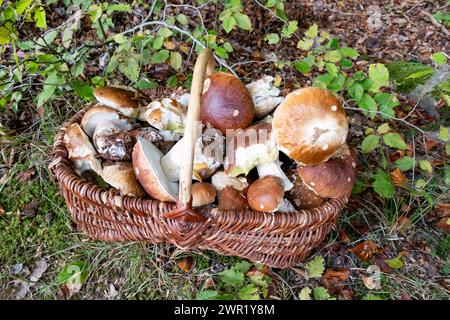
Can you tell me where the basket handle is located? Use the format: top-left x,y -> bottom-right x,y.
178,48 -> 215,206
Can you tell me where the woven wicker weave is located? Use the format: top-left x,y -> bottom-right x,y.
50,50 -> 348,268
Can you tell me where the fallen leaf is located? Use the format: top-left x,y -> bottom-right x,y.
0,204 -> 4,216
390,168 -> 407,187
362,275 -> 378,290
437,217 -> 450,233
10,263 -> 23,276
177,257 -> 193,273
9,279 -> 30,299
202,277 -> 215,290
19,199 -> 39,219
337,288 -> 354,300
29,259 -> 48,282
394,216 -> 412,233
15,167 -> 36,182
348,240 -> 380,261
373,255 -> 393,273
322,268 -> 349,294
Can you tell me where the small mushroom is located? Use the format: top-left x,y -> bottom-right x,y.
191,182 -> 216,207
211,171 -> 249,210
296,144 -> 357,198
201,72 -> 255,134
93,120 -> 134,161
273,87 -> 348,166
101,162 -> 146,198
161,125 -> 224,182
81,106 -> 136,137
247,176 -> 285,212
64,123 -> 102,176
132,136 -> 178,202
138,98 -> 186,133
288,171 -> 324,209
256,160 -> 294,191
94,86 -> 140,118
224,122 -> 278,177
246,75 -> 284,118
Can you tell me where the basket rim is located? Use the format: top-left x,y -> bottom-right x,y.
50,88 -> 348,231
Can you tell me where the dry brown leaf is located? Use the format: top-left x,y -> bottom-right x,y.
337,288 -> 354,300
19,199 -> 39,219
348,240 -> 380,261
15,167 -> 36,182
322,268 -> 349,294
394,216 -> 412,233
390,168 -> 407,187
177,257 -> 193,273
203,277 -> 215,290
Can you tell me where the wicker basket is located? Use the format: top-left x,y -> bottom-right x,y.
50,49 -> 348,268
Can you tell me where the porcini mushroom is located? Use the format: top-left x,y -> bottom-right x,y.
296,144 -> 357,198
288,170 -> 324,209
246,75 -> 284,118
256,160 -> 294,191
211,171 -> 248,210
81,106 -> 135,137
138,98 -> 186,133
93,120 -> 134,161
201,72 -> 255,134
191,182 -> 216,207
132,136 -> 178,202
247,176 -> 285,212
64,123 -> 102,176
273,87 -> 348,166
101,162 -> 146,198
224,122 -> 278,177
161,125 -> 224,182
94,86 -> 140,118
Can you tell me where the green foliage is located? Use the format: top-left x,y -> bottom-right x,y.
432,52 -> 448,65
304,255 -> 325,279
299,286 -> 335,300
386,61 -> 434,93
219,0 -> 252,33
362,134 -> 380,154
57,261 -> 89,285
373,171 -> 395,198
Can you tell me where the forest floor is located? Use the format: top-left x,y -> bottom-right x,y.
0,0 -> 449,300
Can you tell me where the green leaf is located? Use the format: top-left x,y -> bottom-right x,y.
222,16 -> 237,33
432,52 -> 447,65
339,47 -> 359,58
312,287 -> 335,300
157,27 -> 173,38
71,60 -> 85,77
233,13 -> 252,30
169,51 -> 183,71
348,83 -> 364,102
238,285 -> 260,300
357,94 -> 378,118
383,133 -> 407,150
37,71 -> 64,107
214,46 -> 229,59
177,13 -> 188,25
57,261 -> 89,285
134,79 -> 158,90
106,3 -> 132,14
340,58 -> 353,69
373,171 -> 395,198
70,81 -> 94,100
368,63 -> 389,93
151,49 -> 170,64
362,294 -> 383,300
377,123 -> 390,134
0,26 -> 11,45
304,24 -> 318,38
119,56 -> 140,81
419,160 -> 433,173
297,38 -> 314,50
298,287 -> 312,300
233,261 -> 252,273
438,126 -> 449,142
375,92 -> 399,119
34,7 -> 47,29
395,156 -> 415,171
324,50 -> 342,63
353,71 -> 366,81
281,21 -> 298,38
325,63 -> 339,77
265,33 -> 280,45
362,134 -> 380,153
220,269 -> 244,287
327,73 -> 346,92
385,256 -> 405,269
295,61 -> 312,74
223,42 -> 233,52
16,0 -> 33,15
113,34 -> 127,44
305,255 -> 325,279
196,290 -> 219,300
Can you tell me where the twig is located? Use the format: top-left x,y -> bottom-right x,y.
422,11 -> 450,36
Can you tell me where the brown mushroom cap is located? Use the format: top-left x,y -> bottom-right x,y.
296,146 -> 356,198
289,173 -> 324,209
93,120 -> 134,161
201,72 -> 255,134
102,162 -> 146,198
94,86 -> 140,118
273,87 -> 348,166
247,176 -> 285,212
132,137 -> 178,202
191,182 -> 217,207
81,106 -> 135,137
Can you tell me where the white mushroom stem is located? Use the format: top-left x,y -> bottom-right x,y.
246,75 -> 284,118
277,198 -> 296,212
256,160 -> 294,191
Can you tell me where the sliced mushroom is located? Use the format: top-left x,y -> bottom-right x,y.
64,123 -> 102,176
273,87 -> 348,166
94,86 -> 140,118
246,75 -> 284,118
224,122 -> 278,177
81,106 -> 135,137
191,182 -> 216,207
201,72 -> 255,134
132,136 -> 178,202
138,98 -> 186,133
161,125 -> 224,182
296,144 -> 357,198
93,120 -> 134,161
101,162 -> 146,198
211,171 -> 249,210
256,160 -> 293,191
247,176 -> 285,212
